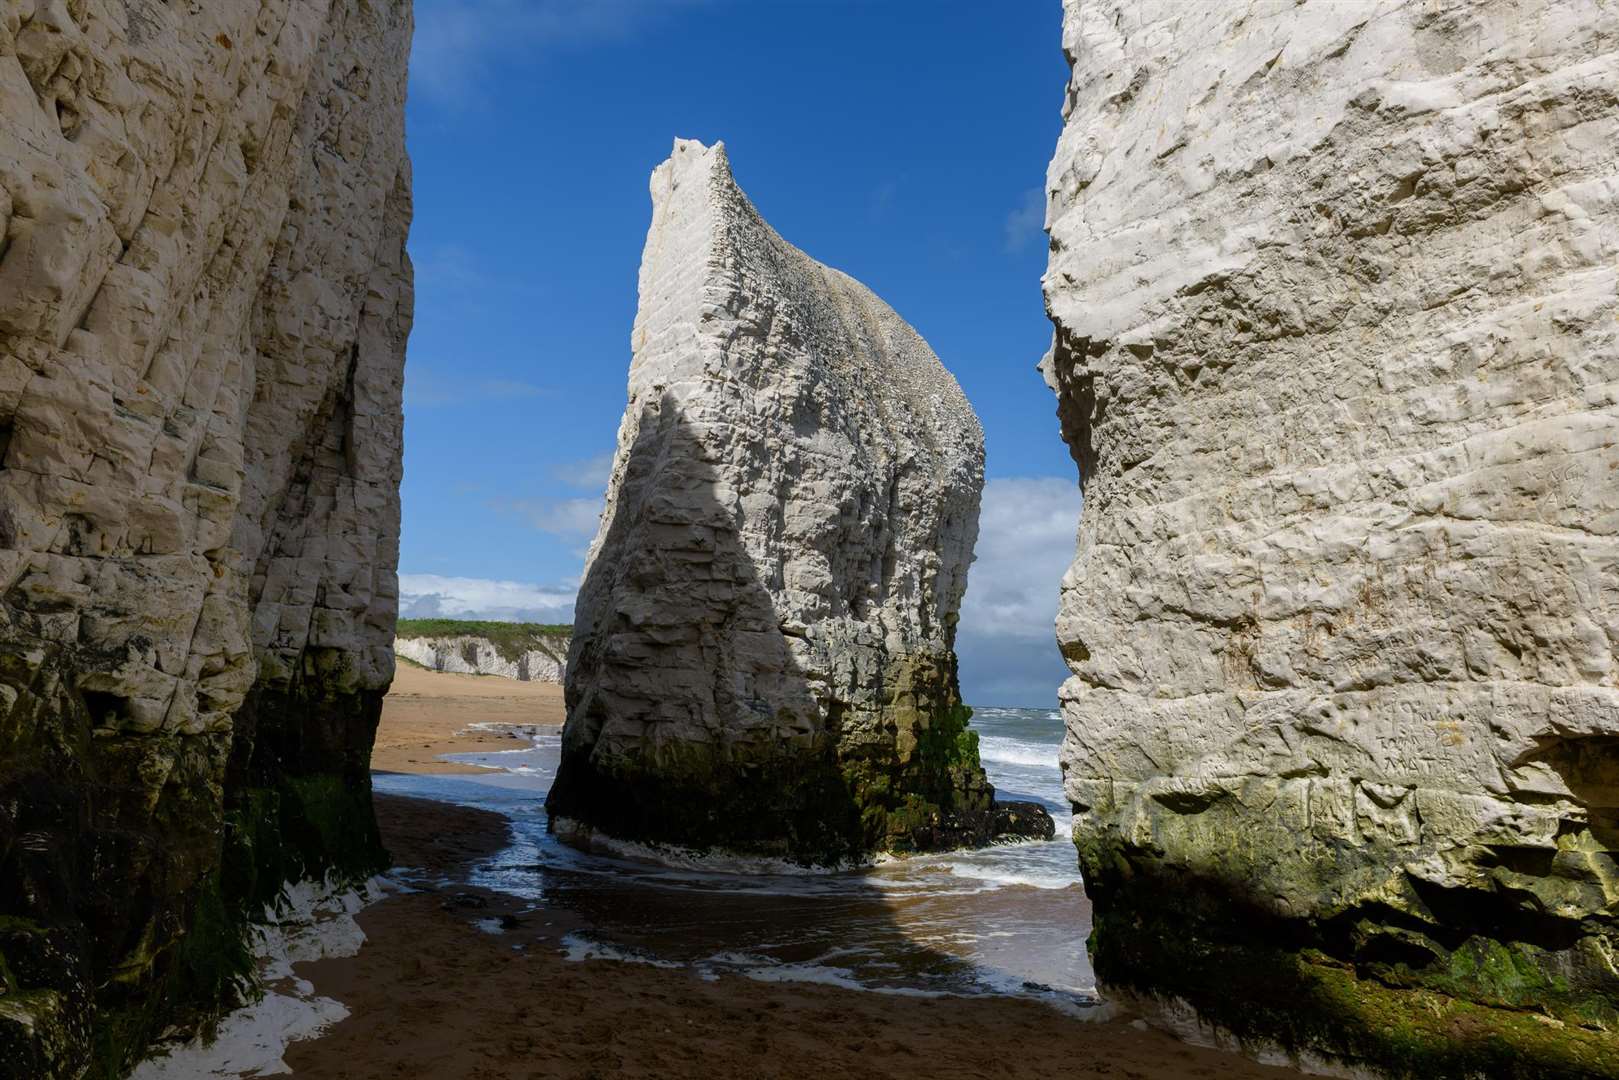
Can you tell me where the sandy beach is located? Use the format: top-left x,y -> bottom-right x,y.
369,661 -> 566,774
277,667 -> 1302,1079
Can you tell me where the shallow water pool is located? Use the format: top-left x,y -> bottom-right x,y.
374,706 -> 1094,1010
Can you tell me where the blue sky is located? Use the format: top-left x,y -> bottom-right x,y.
398,0 -> 1080,706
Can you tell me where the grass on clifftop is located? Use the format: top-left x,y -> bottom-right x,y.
394,619 -> 572,664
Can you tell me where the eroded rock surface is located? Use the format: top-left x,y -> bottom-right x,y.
0,3 -> 412,1074
548,140 -> 1048,864
1043,0 -> 1619,1073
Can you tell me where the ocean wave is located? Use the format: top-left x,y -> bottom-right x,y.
977,737 -> 1058,769
941,860 -> 1078,890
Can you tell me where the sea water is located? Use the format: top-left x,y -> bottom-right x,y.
375,706 -> 1095,1009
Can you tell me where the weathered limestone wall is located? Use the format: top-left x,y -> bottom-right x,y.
0,2 -> 413,1075
1042,0 -> 1619,1073
549,140 -> 1050,865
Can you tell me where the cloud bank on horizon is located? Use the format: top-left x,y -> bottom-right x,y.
399,573 -> 578,625
400,476 -> 1080,707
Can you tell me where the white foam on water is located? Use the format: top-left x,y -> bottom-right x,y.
550,816 -> 870,876
132,875 -> 392,1079
938,859 -> 1078,891
977,736 -> 1058,769
716,957 -> 945,998
560,932 -> 681,968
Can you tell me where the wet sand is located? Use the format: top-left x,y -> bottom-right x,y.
370,662 -> 565,774
288,795 -> 1303,1080
283,666 -> 1304,1078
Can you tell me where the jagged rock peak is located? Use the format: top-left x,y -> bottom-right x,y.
1043,0 -> 1619,1073
547,138 -> 1051,865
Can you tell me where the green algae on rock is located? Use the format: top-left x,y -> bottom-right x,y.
1041,0 -> 1619,1074
548,141 -> 1050,865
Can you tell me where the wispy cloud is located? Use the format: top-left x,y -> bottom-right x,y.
404,366 -> 548,408
399,573 -> 577,624
491,495 -> 604,542
412,0 -> 714,106
1002,187 -> 1046,254
411,244 -> 546,302
548,452 -> 615,490
956,476 -> 1082,706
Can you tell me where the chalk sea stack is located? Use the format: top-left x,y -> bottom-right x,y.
0,3 -> 412,1075
548,140 -> 1050,864
1043,0 -> 1619,1074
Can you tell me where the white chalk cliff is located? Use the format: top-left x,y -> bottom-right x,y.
1042,0 -> 1619,1071
0,2 -> 412,1074
549,139 -> 1050,863
395,632 -> 568,683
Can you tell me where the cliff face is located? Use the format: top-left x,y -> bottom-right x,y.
395,629 -> 569,682
0,2 -> 412,1075
548,140 -> 1050,864
1042,0 -> 1619,1073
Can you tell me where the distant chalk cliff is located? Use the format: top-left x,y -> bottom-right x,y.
395,620 -> 571,683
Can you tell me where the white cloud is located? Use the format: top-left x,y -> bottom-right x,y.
960,476 -> 1081,642
399,573 -> 577,624
412,0 -> 712,105
1002,187 -> 1046,254
548,452 -> 615,490
491,495 -> 604,541
956,476 -> 1082,707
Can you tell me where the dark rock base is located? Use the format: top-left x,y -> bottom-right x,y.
1081,854 -> 1619,1080
0,666 -> 387,1079
546,694 -> 1054,867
